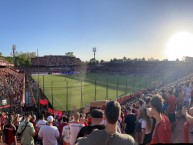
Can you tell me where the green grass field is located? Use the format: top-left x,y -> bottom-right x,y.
32,72 -> 165,111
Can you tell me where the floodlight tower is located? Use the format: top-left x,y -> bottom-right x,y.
12,44 -> 16,66
93,47 -> 96,63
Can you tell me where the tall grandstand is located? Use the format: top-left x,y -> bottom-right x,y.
0,57 -> 25,111
28,55 -> 82,74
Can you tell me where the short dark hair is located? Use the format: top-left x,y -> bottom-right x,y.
139,99 -> 144,106
145,97 -> 151,104
105,101 -> 121,124
39,114 -> 44,119
91,109 -> 103,118
168,90 -> 173,95
62,116 -> 69,123
150,94 -> 163,114
126,106 -> 131,111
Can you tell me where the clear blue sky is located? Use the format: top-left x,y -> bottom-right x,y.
1,0 -> 193,61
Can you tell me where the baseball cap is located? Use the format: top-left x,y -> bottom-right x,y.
47,115 -> 54,122
91,109 -> 103,118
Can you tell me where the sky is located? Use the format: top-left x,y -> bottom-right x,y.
1,0 -> 193,61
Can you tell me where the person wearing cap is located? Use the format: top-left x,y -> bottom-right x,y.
38,115 -> 60,145
76,109 -> 105,139
76,101 -> 135,145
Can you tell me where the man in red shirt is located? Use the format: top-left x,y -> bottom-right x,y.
167,90 -> 177,131
3,115 -> 17,145
150,94 -> 171,144
1,111 -> 6,130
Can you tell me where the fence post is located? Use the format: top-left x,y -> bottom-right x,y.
133,75 -> 136,94
43,75 -> 45,94
65,80 -> 69,111
116,76 -> 119,100
125,76 -> 128,95
80,80 -> 83,108
37,81 -> 40,110
51,81 -> 54,108
94,79 -> 97,101
106,76 -> 109,100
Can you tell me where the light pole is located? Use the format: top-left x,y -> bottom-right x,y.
93,47 -> 96,64
12,44 -> 16,66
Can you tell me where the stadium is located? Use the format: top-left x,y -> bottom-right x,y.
2,0 -> 193,144
1,52 -> 193,144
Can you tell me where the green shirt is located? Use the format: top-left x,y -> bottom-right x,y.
17,121 -> 35,145
77,130 -> 136,145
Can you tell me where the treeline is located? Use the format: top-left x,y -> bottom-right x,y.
0,52 -> 36,67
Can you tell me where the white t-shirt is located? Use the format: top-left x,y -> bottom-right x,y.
38,125 -> 60,145
36,119 -> 47,129
62,125 -> 70,143
68,122 -> 84,145
184,87 -> 191,101
140,118 -> 151,134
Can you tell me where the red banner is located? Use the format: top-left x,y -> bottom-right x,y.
48,108 -> 62,115
0,104 -> 10,109
40,99 -> 49,105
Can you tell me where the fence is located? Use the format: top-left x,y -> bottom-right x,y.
31,70 -> 190,111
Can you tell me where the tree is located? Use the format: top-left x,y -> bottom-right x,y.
123,56 -> 127,62
4,57 -> 14,64
148,58 -> 160,61
182,56 -> 193,63
100,59 -> 105,63
65,52 -> 74,57
127,58 -> 131,61
112,58 -> 118,63
162,58 -> 168,62
142,57 -> 146,61
89,58 -> 96,63
0,52 -> 2,56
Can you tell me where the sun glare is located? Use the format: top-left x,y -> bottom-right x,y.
166,32 -> 193,60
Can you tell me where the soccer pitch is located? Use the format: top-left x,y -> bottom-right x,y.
32,73 -> 162,111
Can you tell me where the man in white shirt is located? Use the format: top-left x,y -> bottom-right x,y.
184,81 -> 191,108
36,114 -> 47,145
36,114 -> 47,129
38,115 -> 60,145
64,112 -> 84,145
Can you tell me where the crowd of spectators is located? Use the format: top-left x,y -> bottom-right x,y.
0,67 -> 25,107
0,68 -> 25,111
0,73 -> 192,144
0,57 -> 13,67
91,61 -> 192,80
31,56 -> 81,67
1,55 -> 193,144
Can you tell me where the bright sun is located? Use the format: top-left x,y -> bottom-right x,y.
166,32 -> 193,60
